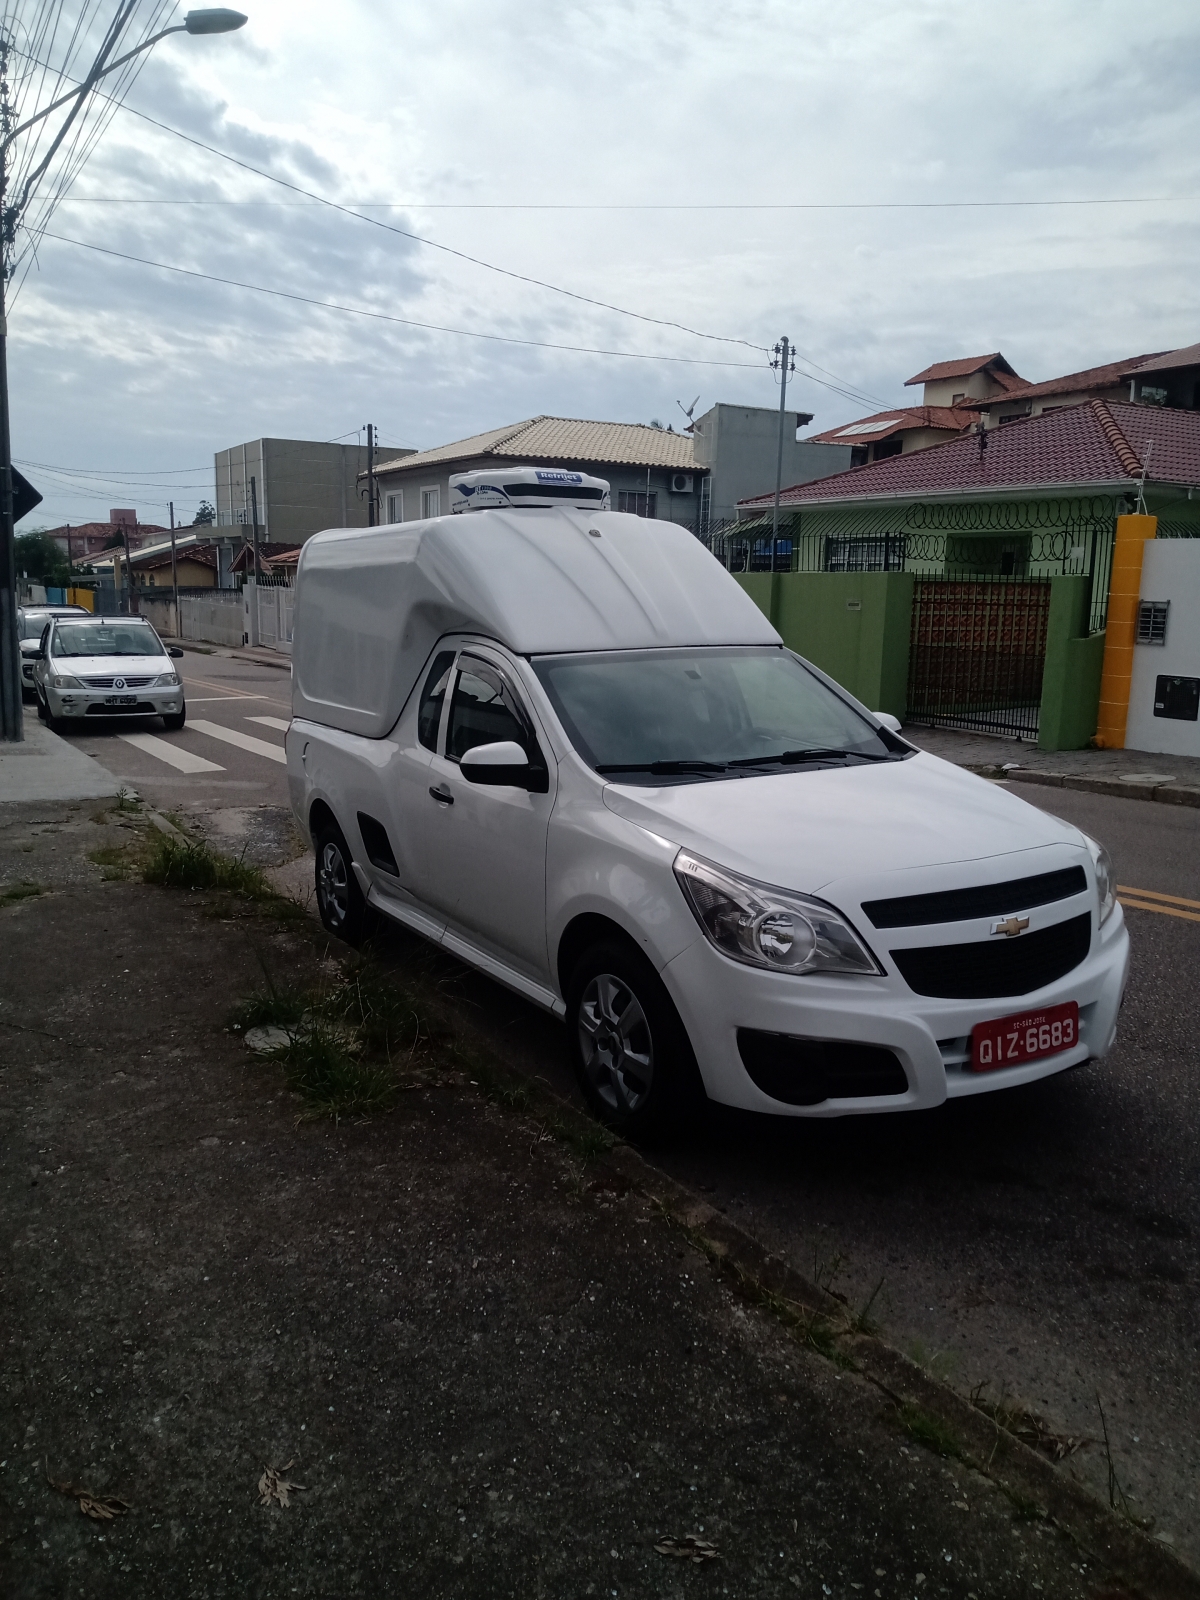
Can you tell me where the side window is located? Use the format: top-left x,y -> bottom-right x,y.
416,650 -> 456,752
446,658 -> 535,763
40,623 -> 51,651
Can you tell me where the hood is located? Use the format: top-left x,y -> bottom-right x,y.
51,654 -> 171,678
603,751 -> 1087,900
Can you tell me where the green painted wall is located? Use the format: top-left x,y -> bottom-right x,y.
1038,575 -> 1105,751
735,570 -> 914,716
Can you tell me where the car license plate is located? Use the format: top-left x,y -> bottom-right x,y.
105,694 -> 138,706
971,1001 -> 1079,1072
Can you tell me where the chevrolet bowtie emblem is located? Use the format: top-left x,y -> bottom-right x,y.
992,915 -> 1030,937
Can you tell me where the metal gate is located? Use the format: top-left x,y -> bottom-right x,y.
907,578 -> 1052,739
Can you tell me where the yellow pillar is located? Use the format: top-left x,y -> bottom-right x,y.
1094,513 -> 1156,748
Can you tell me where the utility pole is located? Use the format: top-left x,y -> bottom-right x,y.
169,501 -> 178,638
121,521 -> 133,615
66,523 -> 72,590
250,474 -> 261,582
769,335 -> 796,626
366,424 -> 377,526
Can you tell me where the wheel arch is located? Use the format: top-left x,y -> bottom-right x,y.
556,911 -> 648,1001
308,796 -> 340,843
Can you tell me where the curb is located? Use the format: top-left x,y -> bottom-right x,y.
176,641 -> 292,673
593,1139 -> 1200,1600
978,768 -> 1200,809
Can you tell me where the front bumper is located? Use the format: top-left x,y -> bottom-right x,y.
43,683 -> 184,719
661,904 -> 1129,1116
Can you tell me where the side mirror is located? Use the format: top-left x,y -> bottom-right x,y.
169,647 -> 184,658
460,740 -> 531,787
874,712 -> 902,734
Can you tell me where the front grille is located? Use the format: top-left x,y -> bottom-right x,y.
863,866 -> 1087,929
85,702 -> 157,716
737,1030 -> 908,1105
82,674 -> 155,689
892,912 -> 1091,999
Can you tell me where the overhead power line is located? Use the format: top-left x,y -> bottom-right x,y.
56,194 -> 1190,211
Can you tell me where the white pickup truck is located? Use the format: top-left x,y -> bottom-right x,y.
286,467 -> 1128,1137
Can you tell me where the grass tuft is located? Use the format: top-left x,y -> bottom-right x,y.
316,961 -> 423,1058
143,834 -> 271,898
0,880 -> 46,909
270,1023 -> 397,1120
896,1403 -> 961,1458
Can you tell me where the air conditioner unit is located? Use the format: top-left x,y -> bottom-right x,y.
669,473 -> 694,494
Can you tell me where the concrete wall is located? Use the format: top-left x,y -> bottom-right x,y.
691,404 -> 851,526
734,570 -> 914,716
373,455 -> 702,530
1126,540 -> 1200,757
215,439 -> 371,542
1036,576 -> 1105,752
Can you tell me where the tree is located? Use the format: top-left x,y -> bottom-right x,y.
193,500 -> 216,526
15,530 -> 68,587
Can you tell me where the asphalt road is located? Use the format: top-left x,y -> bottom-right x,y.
65,669 -> 1200,1559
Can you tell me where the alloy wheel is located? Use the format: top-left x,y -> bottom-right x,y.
317,839 -> 350,928
577,972 -> 655,1115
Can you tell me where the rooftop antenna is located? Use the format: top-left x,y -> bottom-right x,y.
1135,440 -> 1153,514
677,395 -> 701,432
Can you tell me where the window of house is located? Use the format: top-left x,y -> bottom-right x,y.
952,392 -> 965,405
617,491 -> 657,517
871,436 -> 903,461
386,491 -> 404,523
421,486 -> 440,519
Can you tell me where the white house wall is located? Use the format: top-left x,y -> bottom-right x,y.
1125,539 -> 1200,757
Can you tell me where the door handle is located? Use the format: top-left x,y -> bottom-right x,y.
428,785 -> 454,805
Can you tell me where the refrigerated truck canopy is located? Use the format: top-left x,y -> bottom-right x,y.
291,504 -> 781,738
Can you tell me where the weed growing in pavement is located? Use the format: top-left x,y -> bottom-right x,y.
896,1403 -> 961,1459
316,960 -> 424,1058
811,1243 -> 846,1296
88,844 -> 138,881
970,1380 -> 1088,1463
227,988 -> 308,1031
1002,1487 -> 1045,1524
853,1275 -> 887,1335
114,786 -> 140,813
143,834 -> 272,898
269,1023 -> 398,1121
0,880 -> 45,909
1095,1391 -> 1152,1527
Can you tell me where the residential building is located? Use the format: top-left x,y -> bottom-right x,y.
809,353 -> 1024,465
229,542 -> 302,576
371,416 -> 702,527
959,342 -> 1200,429
214,438 -> 406,543
688,403 -> 851,529
42,516 -> 169,562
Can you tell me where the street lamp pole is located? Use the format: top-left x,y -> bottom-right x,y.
0,7 -> 247,742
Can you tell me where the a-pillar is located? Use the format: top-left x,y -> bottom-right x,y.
1094,513 -> 1157,749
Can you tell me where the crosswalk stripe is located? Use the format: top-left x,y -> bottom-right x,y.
246,715 -> 291,732
189,718 -> 287,764
119,732 -> 225,774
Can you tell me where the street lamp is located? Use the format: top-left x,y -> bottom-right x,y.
0,8 -> 248,742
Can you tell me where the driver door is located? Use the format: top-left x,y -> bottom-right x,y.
421,652 -> 556,981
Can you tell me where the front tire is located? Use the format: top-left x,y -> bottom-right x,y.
314,821 -> 367,945
162,707 -> 186,731
566,938 -> 702,1141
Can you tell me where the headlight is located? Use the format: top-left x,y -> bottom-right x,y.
51,673 -> 83,689
673,850 -> 882,976
1083,834 -> 1116,925
153,672 -> 180,687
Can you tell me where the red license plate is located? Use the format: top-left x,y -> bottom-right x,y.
971,1001 -> 1079,1073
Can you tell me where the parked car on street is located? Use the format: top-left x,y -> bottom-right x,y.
32,615 -> 186,733
17,604 -> 89,700
286,467 -> 1129,1136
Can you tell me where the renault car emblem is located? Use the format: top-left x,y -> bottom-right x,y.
992,915 -> 1030,937
114,676 -> 126,690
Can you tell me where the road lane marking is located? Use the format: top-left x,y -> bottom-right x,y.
189,718 -> 287,764
246,715 -> 290,732
1118,896 -> 1200,925
1117,884 -> 1200,912
186,695 -> 270,704
119,733 -> 225,774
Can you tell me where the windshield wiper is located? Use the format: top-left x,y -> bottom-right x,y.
729,747 -> 890,768
596,759 -> 729,776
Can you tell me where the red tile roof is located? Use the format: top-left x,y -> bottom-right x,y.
135,544 -> 218,571
1126,342 -> 1200,377
810,405 -> 974,445
904,353 -> 1022,387
958,350 -> 1173,410
737,401 -> 1200,507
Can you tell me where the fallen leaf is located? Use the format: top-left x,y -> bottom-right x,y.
47,1475 -> 131,1519
258,1460 -> 306,1508
654,1534 -> 719,1564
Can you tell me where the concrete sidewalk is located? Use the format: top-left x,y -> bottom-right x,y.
0,801 -> 1139,1600
0,714 -> 121,803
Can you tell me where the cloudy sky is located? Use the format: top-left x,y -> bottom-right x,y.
9,0 -> 1200,528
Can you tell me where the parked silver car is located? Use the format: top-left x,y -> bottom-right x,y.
17,605 -> 89,700
33,615 -> 186,733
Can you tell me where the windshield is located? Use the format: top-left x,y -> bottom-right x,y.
51,622 -> 164,658
533,646 -> 905,781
